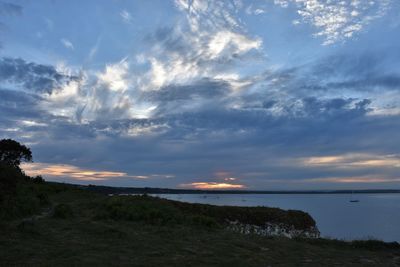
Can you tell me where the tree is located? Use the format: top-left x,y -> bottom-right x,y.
0,139 -> 32,168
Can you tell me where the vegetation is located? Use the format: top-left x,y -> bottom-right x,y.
0,139 -> 32,169
0,182 -> 399,266
0,139 -> 47,220
1,140 -> 400,266
85,184 -> 400,195
95,195 -> 315,231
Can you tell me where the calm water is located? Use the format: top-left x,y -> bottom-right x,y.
154,193 -> 400,242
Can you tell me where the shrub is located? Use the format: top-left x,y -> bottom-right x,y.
98,196 -> 181,225
190,215 -> 219,228
17,218 -> 38,234
37,192 -> 50,205
52,204 -> 74,219
0,163 -> 20,198
32,175 -> 45,184
351,239 -> 400,250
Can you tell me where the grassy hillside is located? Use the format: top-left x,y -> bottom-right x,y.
1,178 -> 400,266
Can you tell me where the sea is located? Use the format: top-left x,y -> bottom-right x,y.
153,193 -> 400,242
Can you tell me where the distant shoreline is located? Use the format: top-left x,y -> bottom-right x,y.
62,182 -> 400,195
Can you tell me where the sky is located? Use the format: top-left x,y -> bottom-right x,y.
1,0 -> 400,190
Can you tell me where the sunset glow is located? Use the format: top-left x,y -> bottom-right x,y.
180,182 -> 246,190
21,163 -> 145,181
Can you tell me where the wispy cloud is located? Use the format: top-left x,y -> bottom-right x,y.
21,162 -> 174,181
303,154 -> 400,169
274,0 -> 392,45
61,38 -> 74,50
303,176 -> 400,184
22,162 -> 130,181
120,10 -> 132,24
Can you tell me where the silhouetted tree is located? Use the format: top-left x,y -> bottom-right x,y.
0,139 -> 32,201
33,175 -> 45,184
0,139 -> 32,168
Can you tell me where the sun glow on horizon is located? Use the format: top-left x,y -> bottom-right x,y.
180,182 -> 246,190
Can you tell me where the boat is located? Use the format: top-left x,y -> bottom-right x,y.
349,191 -> 360,203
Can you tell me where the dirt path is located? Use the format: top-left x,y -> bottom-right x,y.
18,205 -> 55,225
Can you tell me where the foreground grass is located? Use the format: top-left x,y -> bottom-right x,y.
1,183 -> 400,266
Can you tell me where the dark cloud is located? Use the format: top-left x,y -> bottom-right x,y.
0,89 -> 44,121
146,78 -> 230,102
306,51 -> 400,92
0,57 -> 78,93
1,53 -> 400,189
0,2 -> 22,16
250,50 -> 400,99
24,98 -> 399,189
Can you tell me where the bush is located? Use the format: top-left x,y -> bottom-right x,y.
190,215 -> 219,228
351,239 -> 400,250
0,164 -> 46,220
17,218 -> 38,234
97,196 -> 181,225
52,204 -> 74,219
96,195 -> 317,231
0,163 -> 20,199
32,175 -> 45,184
37,192 -> 50,205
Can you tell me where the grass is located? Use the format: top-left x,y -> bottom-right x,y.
0,181 -> 400,266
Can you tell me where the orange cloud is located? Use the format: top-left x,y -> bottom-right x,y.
303,176 -> 400,183
254,176 -> 400,184
303,153 -> 400,169
180,182 -> 246,189
21,162 -> 148,181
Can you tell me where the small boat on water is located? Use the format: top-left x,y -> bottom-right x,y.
349,191 -> 360,203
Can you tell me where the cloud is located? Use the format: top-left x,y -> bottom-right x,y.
8,1 -> 264,126
22,162 -> 174,182
120,10 -> 132,24
0,2 -> 399,190
22,162 -> 131,181
97,59 -> 129,92
0,57 -> 77,93
303,153 -> 400,169
303,176 -> 400,184
245,4 -> 266,15
174,0 -> 243,31
136,0 -> 263,91
274,0 -> 392,45
180,182 -> 246,189
61,38 -> 74,50
0,2 -> 22,16
207,31 -> 261,59
3,83 -> 400,189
